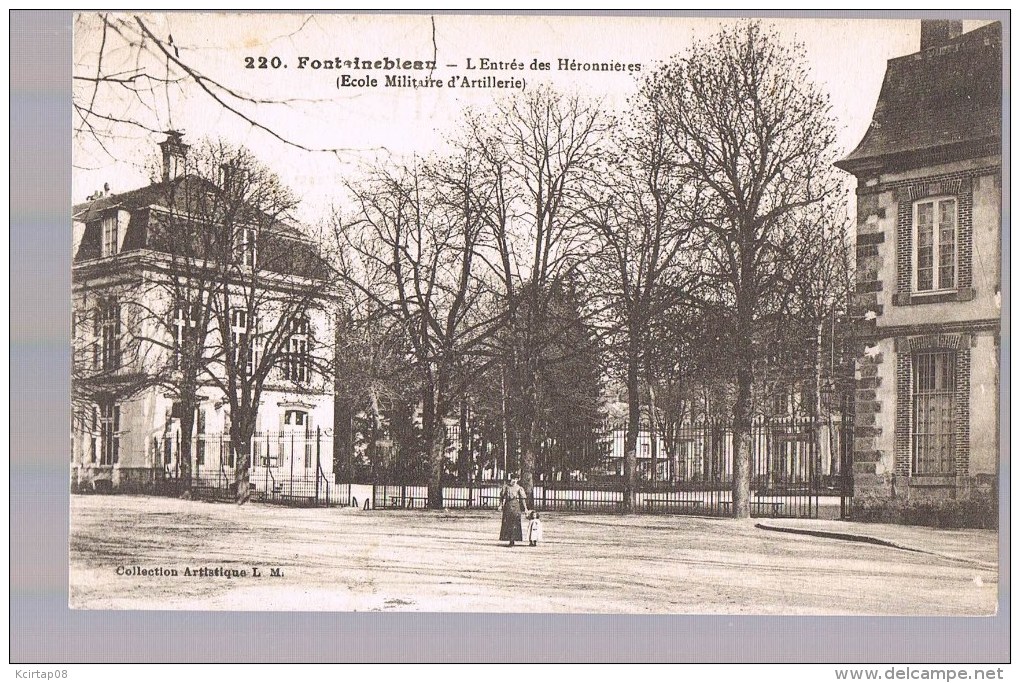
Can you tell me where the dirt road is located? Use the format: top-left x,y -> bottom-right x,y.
69,495 -> 998,614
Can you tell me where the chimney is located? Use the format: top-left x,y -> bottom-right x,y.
920,20 -> 963,51
159,130 -> 189,182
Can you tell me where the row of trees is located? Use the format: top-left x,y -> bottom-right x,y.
328,24 -> 854,514
73,21 -> 856,515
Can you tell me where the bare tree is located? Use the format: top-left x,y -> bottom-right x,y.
205,145 -> 332,503
649,23 -> 841,517
73,12 -> 353,171
337,151 -> 499,508
132,140 -> 332,503
136,159 -> 221,496
584,89 -> 701,511
789,200 -> 856,474
470,87 -> 613,501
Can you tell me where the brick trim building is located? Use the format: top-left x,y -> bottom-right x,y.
835,21 -> 1001,519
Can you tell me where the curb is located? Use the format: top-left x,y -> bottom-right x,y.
754,523 -> 997,571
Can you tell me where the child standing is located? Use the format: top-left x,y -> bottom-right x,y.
526,510 -> 543,547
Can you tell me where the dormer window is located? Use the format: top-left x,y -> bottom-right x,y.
913,197 -> 957,294
101,214 -> 119,257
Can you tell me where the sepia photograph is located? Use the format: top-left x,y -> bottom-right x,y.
66,12 -> 1002,618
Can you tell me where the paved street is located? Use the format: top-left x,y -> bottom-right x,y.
69,495 -> 999,615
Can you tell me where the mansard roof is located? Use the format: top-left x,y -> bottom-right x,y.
836,21 -> 1002,175
72,175 -> 329,281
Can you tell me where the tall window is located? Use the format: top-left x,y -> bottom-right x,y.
235,227 -> 257,268
283,316 -> 310,382
912,351 -> 956,475
283,410 -> 312,469
221,412 -> 235,469
98,401 -> 120,465
195,407 -> 206,466
913,197 -> 957,293
230,308 -> 257,376
101,215 -> 119,257
96,297 -> 121,371
170,301 -> 200,368
89,407 -> 99,464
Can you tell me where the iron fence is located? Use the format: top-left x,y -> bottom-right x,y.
157,429 -> 342,506
362,416 -> 854,519
124,416 -> 854,518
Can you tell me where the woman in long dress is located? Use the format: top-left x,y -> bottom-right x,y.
499,474 -> 528,547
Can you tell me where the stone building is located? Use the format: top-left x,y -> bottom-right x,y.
72,133 -> 337,493
835,21 -> 1002,519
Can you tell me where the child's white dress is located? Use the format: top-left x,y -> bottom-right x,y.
527,518 -> 543,544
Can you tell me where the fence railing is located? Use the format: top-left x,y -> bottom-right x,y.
359,416 -> 854,519
616,416 -> 852,481
352,482 -> 838,518
156,429 -> 340,506
135,416 -> 854,518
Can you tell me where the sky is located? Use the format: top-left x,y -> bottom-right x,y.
71,13 -> 997,224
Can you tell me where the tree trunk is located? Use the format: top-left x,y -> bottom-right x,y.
623,355 -> 640,512
177,402 -> 195,498
731,362 -> 753,519
648,381 -> 658,484
815,315 -> 831,477
516,368 -> 538,507
335,398 -> 355,483
333,315 -> 349,484
459,398 -> 470,483
520,438 -> 536,509
423,384 -> 445,510
234,439 -> 252,505
368,418 -> 379,481
426,434 -> 445,510
731,260 -> 756,518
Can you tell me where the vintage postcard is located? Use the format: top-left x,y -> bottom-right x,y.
69,12 -> 1002,615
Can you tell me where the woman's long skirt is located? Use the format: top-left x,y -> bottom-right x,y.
499,505 -> 523,542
